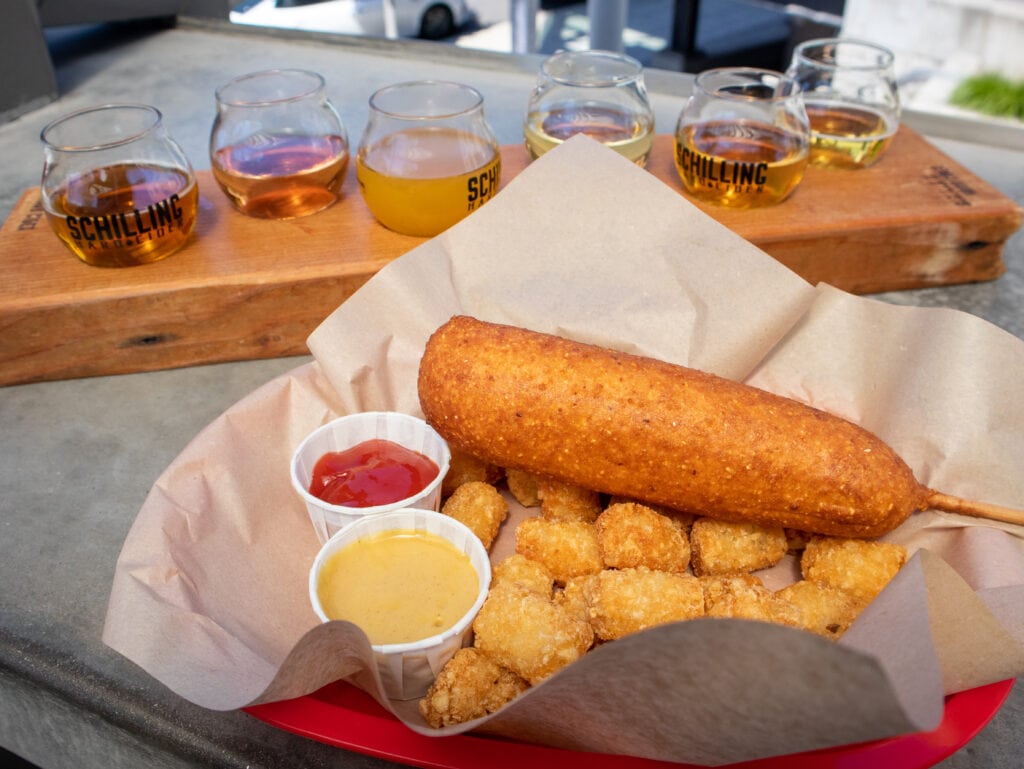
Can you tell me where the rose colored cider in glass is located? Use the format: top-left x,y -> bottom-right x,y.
356,126 -> 500,237
524,104 -> 654,166
211,133 -> 348,219
674,120 -> 808,208
42,162 -> 198,267
803,102 -> 896,169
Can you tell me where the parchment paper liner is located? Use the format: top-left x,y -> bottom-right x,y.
103,136 -> 1024,766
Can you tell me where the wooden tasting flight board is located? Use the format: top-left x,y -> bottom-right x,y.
2,128 -> 1021,386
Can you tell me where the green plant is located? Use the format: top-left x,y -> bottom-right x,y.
949,73 -> 1024,120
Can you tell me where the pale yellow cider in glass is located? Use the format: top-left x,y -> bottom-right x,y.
804,101 -> 896,169
356,126 -> 500,237
524,104 -> 654,166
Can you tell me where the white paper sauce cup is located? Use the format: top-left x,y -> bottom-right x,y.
290,411 -> 451,543
309,508 -> 491,700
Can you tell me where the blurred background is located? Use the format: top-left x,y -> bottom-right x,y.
16,0 -> 1024,136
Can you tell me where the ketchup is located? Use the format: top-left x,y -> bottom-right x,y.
309,438 -> 439,507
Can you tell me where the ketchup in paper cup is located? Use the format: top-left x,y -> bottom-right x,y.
291,412 -> 451,542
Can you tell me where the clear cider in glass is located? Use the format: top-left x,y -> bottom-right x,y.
524,49 -> 655,166
786,38 -> 900,169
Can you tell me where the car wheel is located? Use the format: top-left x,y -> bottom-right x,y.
419,4 -> 455,39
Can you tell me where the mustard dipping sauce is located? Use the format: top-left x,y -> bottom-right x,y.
316,528 -> 480,645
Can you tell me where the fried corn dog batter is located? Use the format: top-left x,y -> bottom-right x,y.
418,316 -> 931,538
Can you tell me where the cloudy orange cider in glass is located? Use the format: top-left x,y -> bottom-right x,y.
316,528 -> 480,645
356,126 -> 500,238
356,81 -> 501,237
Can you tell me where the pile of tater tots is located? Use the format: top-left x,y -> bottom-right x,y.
419,451 -> 908,728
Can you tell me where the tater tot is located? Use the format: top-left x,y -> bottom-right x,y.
801,537 -> 907,606
441,481 -> 508,550
537,478 -> 602,522
775,580 -> 860,639
609,496 -> 695,530
700,574 -> 801,627
419,647 -> 529,728
491,554 -> 555,598
472,582 -> 594,685
588,567 -> 705,641
690,517 -> 788,576
515,517 -> 603,584
505,468 -> 542,507
442,449 -> 503,498
595,502 -> 690,572
555,574 -> 599,624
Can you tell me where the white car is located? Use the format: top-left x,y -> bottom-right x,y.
231,0 -> 472,41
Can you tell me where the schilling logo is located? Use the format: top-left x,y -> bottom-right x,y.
65,195 -> 186,245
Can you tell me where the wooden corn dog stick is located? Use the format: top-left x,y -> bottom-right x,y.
417,316 -> 1018,538
927,491 -> 1024,527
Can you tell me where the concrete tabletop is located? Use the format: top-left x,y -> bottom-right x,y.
0,17 -> 1021,769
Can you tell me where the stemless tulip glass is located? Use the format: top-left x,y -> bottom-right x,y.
210,68 -> 349,219
356,80 -> 501,238
40,103 -> 198,268
524,49 -> 655,166
674,67 -> 810,208
786,38 -> 901,169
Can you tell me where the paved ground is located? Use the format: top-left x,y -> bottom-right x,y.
230,0 -> 843,70
453,0 -> 833,68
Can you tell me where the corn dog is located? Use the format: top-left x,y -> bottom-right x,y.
418,315 -> 936,538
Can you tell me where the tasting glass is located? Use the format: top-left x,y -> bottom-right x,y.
40,103 -> 198,268
674,68 -> 810,208
356,80 -> 501,238
524,49 -> 655,166
786,38 -> 900,169
210,68 -> 349,219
